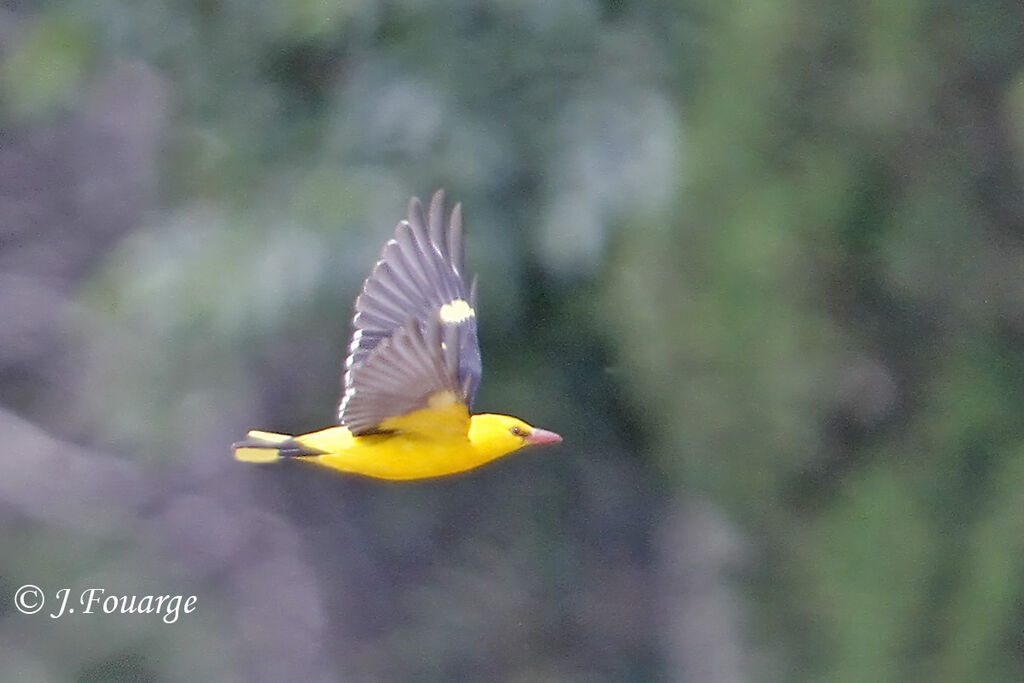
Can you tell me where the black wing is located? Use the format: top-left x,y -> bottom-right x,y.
339,190 -> 482,434
341,316 -> 466,436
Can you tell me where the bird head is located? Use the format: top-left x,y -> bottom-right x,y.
469,414 -> 562,460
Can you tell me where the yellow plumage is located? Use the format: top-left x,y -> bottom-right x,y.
234,409 -> 557,480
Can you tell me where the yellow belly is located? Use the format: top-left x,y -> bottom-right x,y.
297,426 -> 495,480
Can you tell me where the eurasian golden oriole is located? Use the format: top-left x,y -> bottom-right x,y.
232,191 -> 560,479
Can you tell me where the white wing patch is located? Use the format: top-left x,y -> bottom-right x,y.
439,299 -> 475,324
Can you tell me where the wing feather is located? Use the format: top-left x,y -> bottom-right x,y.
339,190 -> 482,433
342,317 -> 463,436
448,203 -> 465,276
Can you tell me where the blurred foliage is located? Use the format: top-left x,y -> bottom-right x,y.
1,0 -> 1022,681
606,0 -> 1024,681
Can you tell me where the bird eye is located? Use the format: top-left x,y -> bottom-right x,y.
509,426 -> 527,438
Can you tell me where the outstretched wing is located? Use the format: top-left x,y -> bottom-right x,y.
339,190 -> 482,435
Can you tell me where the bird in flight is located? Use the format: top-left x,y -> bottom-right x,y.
232,190 -> 561,479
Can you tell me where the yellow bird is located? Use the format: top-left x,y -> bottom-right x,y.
233,190 -> 561,479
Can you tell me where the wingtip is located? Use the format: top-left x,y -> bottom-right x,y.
427,189 -> 447,253
406,198 -> 427,237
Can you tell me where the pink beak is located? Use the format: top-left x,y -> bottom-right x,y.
526,428 -> 562,445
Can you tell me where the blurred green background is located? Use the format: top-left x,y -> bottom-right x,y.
1,1 -> 1023,681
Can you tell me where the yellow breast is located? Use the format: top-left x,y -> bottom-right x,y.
297,427 -> 485,480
